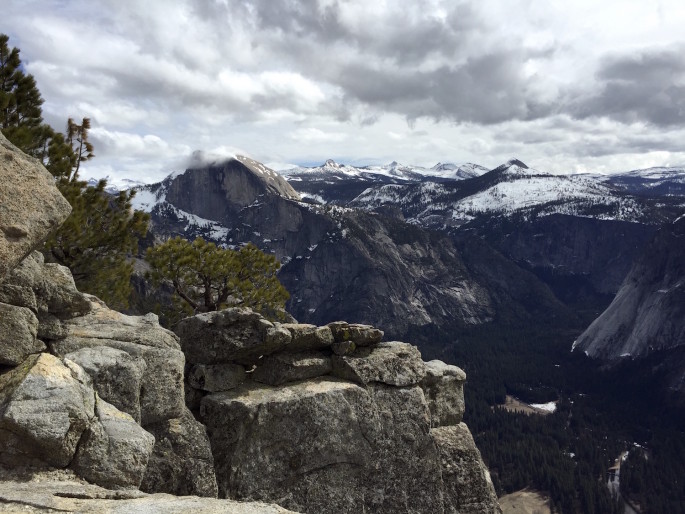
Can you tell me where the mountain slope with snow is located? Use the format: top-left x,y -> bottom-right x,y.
602,165 -> 685,197
279,159 -> 489,204
351,159 -> 667,227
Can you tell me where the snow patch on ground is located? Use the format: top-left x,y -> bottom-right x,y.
529,401 -> 557,413
130,187 -> 167,212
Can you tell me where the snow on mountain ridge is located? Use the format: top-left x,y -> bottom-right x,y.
281,159 -> 488,181
450,174 -> 643,221
351,163 -> 648,225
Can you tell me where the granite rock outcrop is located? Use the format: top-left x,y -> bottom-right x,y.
0,132 -> 71,281
0,140 -> 501,513
179,309 -> 501,513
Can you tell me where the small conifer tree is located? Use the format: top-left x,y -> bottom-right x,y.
145,237 -> 289,320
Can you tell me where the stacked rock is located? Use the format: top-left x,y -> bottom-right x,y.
176,308 -> 499,514
0,252 -> 218,496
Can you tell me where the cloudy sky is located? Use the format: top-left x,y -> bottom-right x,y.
4,0 -> 685,183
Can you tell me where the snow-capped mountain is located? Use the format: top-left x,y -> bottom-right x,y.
431,162 -> 490,179
350,159 -> 670,227
133,155 -> 553,339
281,159 -> 488,182
87,176 -> 146,194
279,159 -> 489,204
602,165 -> 685,197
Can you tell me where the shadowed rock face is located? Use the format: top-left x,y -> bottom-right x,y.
0,132 -> 71,281
575,217 -> 685,364
472,214 -> 657,299
164,159 -> 299,223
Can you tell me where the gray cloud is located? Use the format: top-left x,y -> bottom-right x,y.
4,0 -> 685,181
568,46 -> 685,126
336,50 -> 552,124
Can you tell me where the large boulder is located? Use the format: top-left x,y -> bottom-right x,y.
0,302 -> 44,365
0,252 -> 91,318
0,353 -> 94,468
200,377 -> 444,513
201,378 -> 379,512
432,424 -> 502,514
327,321 -> 383,346
420,360 -> 467,427
71,396 -> 156,489
175,308 -> 291,365
141,408 -> 219,498
280,323 -> 334,352
64,346 -> 147,423
0,132 -> 71,282
331,341 -> 427,386
51,297 -> 185,425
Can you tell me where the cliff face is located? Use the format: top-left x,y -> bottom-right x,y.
178,310 -> 501,514
0,133 -> 500,513
574,217 -> 685,389
139,160 -> 573,340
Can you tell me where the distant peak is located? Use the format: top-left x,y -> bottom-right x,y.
506,158 -> 528,169
324,159 -> 341,168
432,162 -> 457,171
388,160 -> 400,167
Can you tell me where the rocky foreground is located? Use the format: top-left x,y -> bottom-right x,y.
0,131 -> 501,512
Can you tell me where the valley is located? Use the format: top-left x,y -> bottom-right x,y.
125,155 -> 685,513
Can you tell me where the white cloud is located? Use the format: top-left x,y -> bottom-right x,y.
3,0 -> 685,182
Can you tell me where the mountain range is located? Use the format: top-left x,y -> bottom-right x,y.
124,156 -> 685,392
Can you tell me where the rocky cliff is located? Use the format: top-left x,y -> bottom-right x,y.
574,216 -> 685,390
135,158 -> 576,341
0,132 -> 501,512
177,310 -> 501,513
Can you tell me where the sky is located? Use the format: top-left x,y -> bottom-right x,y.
4,0 -> 685,183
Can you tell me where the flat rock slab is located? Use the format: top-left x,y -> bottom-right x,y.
175,308 -> 291,365
0,476 -> 296,513
331,341 -> 427,386
63,297 -> 179,350
252,351 -> 332,386
327,321 -> 383,346
0,132 -> 71,281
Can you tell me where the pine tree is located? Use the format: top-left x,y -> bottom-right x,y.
46,177 -> 149,310
1,33 -> 149,310
145,237 -> 290,321
43,117 -> 148,310
0,34 -> 51,156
